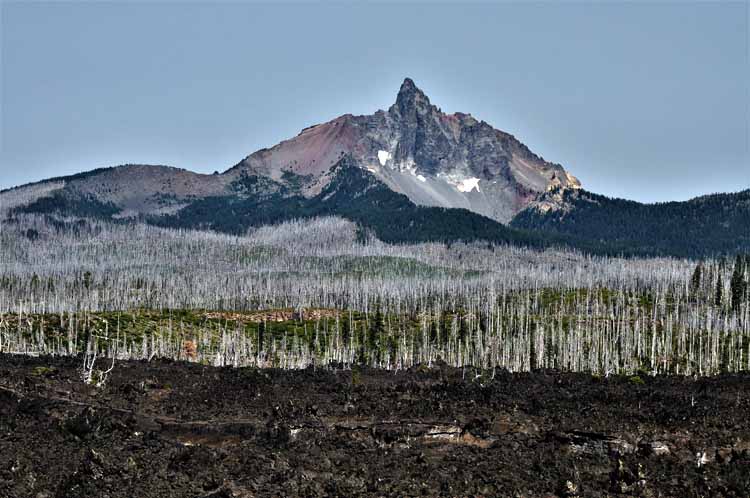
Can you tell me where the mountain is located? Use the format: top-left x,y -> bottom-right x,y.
0,78 -> 578,225
147,155 -> 554,248
2,78 -> 748,258
226,78 -> 579,223
511,187 -> 750,258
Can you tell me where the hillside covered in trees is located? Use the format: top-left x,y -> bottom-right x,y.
9,159 -> 749,259
511,187 -> 750,258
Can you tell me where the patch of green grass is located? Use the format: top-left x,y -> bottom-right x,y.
628,375 -> 645,385
31,366 -> 56,377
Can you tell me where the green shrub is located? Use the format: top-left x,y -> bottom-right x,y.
628,375 -> 645,385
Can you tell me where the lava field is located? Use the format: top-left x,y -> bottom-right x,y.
1,354 -> 749,497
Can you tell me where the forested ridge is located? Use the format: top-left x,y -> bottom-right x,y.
511,187 -> 750,258
11,158 -> 750,259
136,160 -> 556,249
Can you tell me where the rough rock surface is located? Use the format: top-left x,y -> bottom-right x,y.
1,354 -> 748,497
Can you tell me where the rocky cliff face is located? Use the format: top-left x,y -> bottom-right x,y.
229,78 -> 580,223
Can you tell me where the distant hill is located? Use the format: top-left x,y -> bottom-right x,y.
511,187 -> 750,258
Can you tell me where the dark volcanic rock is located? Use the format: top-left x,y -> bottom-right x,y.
0,354 -> 749,497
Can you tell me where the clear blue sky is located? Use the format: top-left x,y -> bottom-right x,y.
2,1 -> 748,202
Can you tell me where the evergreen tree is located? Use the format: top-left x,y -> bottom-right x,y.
715,274 -> 723,307
340,314 -> 351,348
83,271 -> 93,290
257,320 -> 266,356
356,322 -> 367,365
439,312 -> 450,347
30,274 -> 40,291
369,301 -> 384,362
458,315 -> 468,344
429,320 -> 438,345
371,301 -> 384,337
690,262 -> 703,295
731,255 -> 747,311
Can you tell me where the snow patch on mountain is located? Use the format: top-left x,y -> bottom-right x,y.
438,173 -> 481,193
458,178 -> 480,193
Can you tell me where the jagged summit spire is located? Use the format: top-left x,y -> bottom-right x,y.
399,77 -> 417,93
392,77 -> 431,116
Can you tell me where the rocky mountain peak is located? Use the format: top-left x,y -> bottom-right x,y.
391,77 -> 433,118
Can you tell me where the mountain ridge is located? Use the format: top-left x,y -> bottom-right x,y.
2,78 -> 748,258
511,186 -> 750,257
